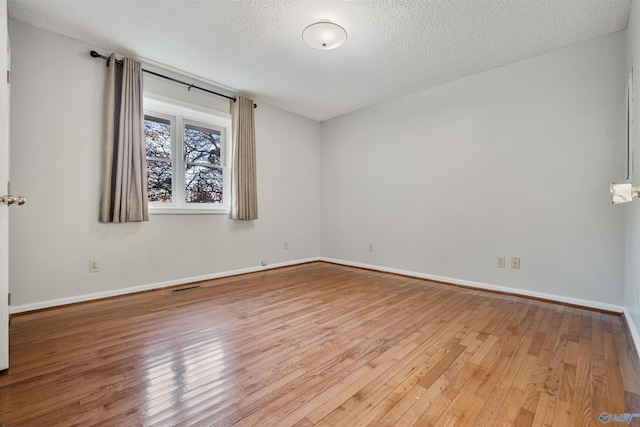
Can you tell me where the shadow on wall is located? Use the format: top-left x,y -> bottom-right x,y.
228,217 -> 256,233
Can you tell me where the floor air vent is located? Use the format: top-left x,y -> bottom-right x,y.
169,285 -> 201,294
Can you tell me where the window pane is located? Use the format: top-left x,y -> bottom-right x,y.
184,123 -> 221,165
185,165 -> 222,203
147,160 -> 172,203
145,115 -> 171,159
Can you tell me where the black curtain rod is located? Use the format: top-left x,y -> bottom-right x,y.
90,50 -> 245,105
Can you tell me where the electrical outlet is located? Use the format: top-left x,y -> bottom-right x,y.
497,257 -> 505,268
261,260 -> 268,266
89,261 -> 100,273
284,242 -> 288,250
511,257 -> 520,269
369,243 -> 374,252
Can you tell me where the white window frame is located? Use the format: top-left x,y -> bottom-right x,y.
144,94 -> 232,215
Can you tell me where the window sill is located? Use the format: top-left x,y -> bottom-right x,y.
149,206 -> 230,215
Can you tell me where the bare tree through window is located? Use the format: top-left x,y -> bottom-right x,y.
145,115 -> 225,205
145,115 -> 172,202
184,123 -> 223,203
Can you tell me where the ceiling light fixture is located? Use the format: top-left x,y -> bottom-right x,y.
302,19 -> 347,50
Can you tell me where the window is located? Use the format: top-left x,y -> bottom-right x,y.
144,96 -> 232,214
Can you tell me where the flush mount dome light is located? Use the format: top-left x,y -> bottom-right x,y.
302,19 -> 347,50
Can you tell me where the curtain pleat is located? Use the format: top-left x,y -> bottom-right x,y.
99,54 -> 148,223
230,96 -> 258,220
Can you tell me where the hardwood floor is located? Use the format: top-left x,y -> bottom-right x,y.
0,262 -> 639,426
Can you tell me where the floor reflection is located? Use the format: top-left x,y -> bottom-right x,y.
142,335 -> 231,421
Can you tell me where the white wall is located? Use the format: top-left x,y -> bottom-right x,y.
321,31 -> 626,307
625,0 -> 640,347
7,19 -> 629,315
8,21 -> 322,308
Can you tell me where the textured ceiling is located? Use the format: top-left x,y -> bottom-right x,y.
7,0 -> 632,121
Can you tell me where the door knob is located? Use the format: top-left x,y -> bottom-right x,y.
1,195 -> 26,206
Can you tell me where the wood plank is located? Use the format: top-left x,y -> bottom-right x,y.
0,262 -> 638,425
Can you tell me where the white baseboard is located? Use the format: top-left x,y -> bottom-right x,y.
9,257 -> 321,314
623,310 -> 640,360
10,256 -> 627,317
320,257 -> 625,314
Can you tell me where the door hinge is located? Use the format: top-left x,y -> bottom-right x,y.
7,293 -> 11,306
6,70 -> 9,84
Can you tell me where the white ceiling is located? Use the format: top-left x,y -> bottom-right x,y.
7,0 -> 632,121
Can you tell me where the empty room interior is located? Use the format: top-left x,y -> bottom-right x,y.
2,0 -> 640,425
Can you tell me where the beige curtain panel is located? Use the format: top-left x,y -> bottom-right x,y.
99,54 -> 149,223
230,96 -> 258,220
